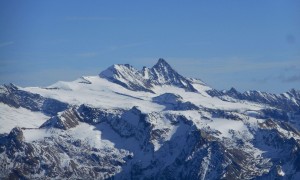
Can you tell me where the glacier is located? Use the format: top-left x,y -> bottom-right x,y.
0,59 -> 300,179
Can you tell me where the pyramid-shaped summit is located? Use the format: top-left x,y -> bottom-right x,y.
99,58 -> 197,93
150,58 -> 176,79
154,58 -> 171,68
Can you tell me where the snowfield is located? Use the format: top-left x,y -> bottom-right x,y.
0,103 -> 49,134
23,75 -> 264,114
1,59 -> 300,179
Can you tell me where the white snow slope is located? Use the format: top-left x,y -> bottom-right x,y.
0,103 -> 49,134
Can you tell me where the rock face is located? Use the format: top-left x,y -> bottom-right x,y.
0,84 -> 68,116
143,59 -> 197,92
1,59 -> 300,179
40,107 -> 80,130
207,87 -> 300,113
0,126 -> 130,179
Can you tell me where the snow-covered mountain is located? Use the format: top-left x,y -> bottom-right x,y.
99,58 -> 197,93
1,59 -> 300,179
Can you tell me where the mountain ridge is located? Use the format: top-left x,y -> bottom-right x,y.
99,58 -> 197,93
1,58 -> 300,179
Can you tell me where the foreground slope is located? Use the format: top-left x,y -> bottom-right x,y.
1,59 -> 300,179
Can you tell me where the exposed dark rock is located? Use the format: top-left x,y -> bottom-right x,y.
0,84 -> 68,116
40,107 -> 80,130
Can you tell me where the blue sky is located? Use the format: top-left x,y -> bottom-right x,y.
0,0 -> 299,93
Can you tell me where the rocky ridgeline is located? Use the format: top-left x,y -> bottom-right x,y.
0,59 -> 300,179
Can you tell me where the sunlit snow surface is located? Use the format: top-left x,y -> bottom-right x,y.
24,77 -> 164,113
0,103 -> 49,134
20,76 -> 267,146
20,76 -> 267,154
23,76 -> 263,113
3,74 -> 300,179
0,75 -> 268,153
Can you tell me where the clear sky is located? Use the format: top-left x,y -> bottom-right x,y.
0,0 -> 299,93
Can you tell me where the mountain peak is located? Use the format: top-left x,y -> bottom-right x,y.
149,59 -> 197,92
99,63 -> 153,93
155,58 -> 170,66
152,58 -> 172,70
100,64 -> 137,79
228,87 -> 239,94
99,58 -> 198,93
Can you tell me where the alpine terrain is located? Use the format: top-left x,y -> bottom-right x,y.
1,58 -> 300,179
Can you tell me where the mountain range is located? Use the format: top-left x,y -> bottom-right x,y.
1,58 -> 300,179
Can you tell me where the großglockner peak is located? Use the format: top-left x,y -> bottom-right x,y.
99,58 -> 197,93
1,58 -> 300,179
